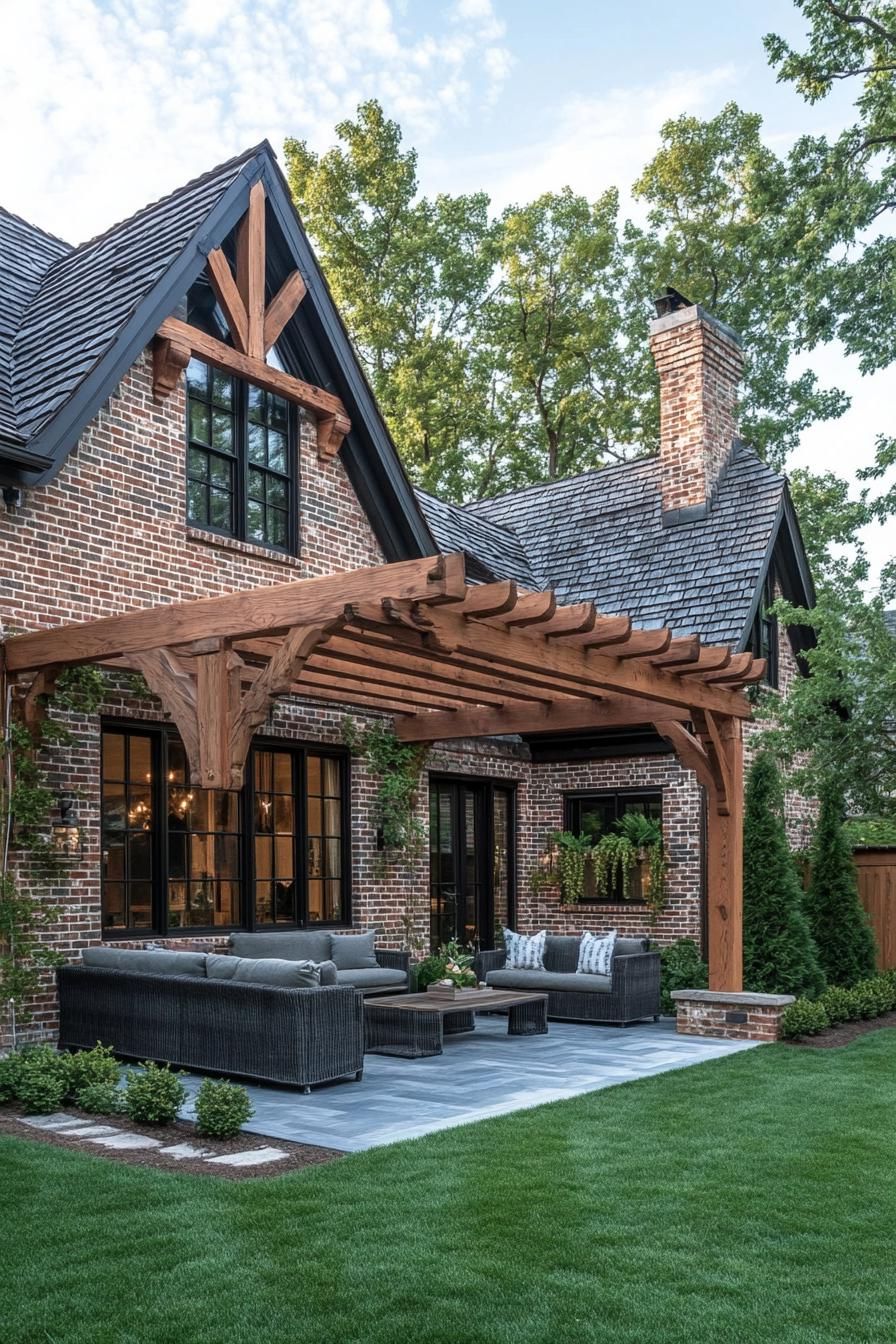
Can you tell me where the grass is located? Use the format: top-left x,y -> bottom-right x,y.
3,1034 -> 895,1344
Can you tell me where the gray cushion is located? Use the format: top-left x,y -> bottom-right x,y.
614,937 -> 650,957
317,959 -> 338,986
543,935 -> 582,973
330,932 -> 378,970
486,968 -> 612,994
335,967 -> 406,989
228,931 -> 333,963
207,954 -> 321,988
82,947 -> 207,977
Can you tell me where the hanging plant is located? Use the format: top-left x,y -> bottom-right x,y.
614,813 -> 667,922
551,831 -> 593,905
341,717 -> 429,860
592,833 -> 639,901
1,665 -> 106,1037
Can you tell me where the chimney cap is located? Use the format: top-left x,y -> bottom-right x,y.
653,287 -> 694,319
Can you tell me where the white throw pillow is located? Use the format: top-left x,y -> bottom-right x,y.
503,928 -> 547,971
577,930 -> 617,977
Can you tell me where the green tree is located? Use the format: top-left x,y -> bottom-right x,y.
743,753 -> 826,997
764,0 -> 896,528
485,188 -> 645,483
284,102 -> 499,497
628,102 -> 849,467
805,782 -> 878,986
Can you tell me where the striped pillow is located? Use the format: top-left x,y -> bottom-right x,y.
503,928 -> 547,971
577,930 -> 617,977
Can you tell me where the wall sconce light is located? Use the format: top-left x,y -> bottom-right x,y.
52,795 -> 82,857
538,836 -> 558,876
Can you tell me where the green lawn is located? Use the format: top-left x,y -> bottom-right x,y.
3,1035 -> 895,1344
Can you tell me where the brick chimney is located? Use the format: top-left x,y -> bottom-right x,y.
649,289 -> 744,524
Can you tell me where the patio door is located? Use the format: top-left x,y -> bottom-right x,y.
428,779 -> 514,952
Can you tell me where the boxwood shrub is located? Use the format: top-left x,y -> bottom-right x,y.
76,1081 -> 125,1115
780,999 -> 829,1040
65,1042 -> 119,1097
14,1046 -> 70,1114
123,1063 -> 187,1125
194,1078 -> 253,1138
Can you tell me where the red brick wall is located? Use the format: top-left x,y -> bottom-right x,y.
649,307 -> 744,515
517,753 -> 703,946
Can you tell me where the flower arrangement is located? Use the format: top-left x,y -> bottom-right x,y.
414,939 -> 478,990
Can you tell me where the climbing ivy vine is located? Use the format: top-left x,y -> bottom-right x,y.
1,665 -> 106,1036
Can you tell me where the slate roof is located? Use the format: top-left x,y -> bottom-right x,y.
0,209 -> 69,443
8,146 -> 263,446
415,488 -> 536,587
415,443 -> 790,647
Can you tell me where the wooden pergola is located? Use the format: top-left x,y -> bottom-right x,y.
2,553 -> 762,992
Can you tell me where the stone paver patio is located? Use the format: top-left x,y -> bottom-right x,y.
179,1017 -> 757,1152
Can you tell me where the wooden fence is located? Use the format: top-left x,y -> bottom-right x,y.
854,850 -> 896,970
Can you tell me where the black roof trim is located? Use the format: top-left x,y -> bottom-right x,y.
21,155 -> 264,487
738,481 -> 817,663
257,157 -> 433,562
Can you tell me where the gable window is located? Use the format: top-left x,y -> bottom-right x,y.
749,572 -> 779,688
101,725 -> 349,935
185,357 -> 296,553
564,790 -> 662,904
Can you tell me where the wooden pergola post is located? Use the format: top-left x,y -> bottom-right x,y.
704,716 -> 744,992
654,713 -> 745,991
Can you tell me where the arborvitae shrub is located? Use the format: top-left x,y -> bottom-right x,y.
805,784 -> 877,987
743,753 -> 825,998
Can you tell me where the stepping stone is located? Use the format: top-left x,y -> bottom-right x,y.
92,1132 -> 162,1150
205,1146 -> 288,1167
159,1143 -> 214,1160
18,1113 -> 82,1130
57,1124 -> 120,1138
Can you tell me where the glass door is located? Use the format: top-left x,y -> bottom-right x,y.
428,779 -> 514,951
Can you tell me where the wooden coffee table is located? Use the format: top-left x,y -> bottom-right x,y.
363,989 -> 549,1058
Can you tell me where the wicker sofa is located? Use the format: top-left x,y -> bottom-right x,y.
57,953 -> 364,1091
474,935 -> 661,1025
228,931 -> 410,995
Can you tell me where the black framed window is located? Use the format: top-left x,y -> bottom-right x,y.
101,725 -> 349,935
185,357 -> 296,553
749,572 -> 779,688
564,789 -> 662,904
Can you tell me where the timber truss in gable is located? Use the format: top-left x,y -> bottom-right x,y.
151,179 -> 352,459
1,553 -> 764,992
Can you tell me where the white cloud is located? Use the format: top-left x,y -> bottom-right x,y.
0,0 -> 512,243
423,64 -> 737,209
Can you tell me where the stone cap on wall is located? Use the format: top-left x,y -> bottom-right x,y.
671,989 -> 796,1007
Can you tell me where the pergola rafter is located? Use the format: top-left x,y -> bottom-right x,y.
1,553 -> 762,991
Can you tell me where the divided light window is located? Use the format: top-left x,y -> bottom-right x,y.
564,790 -> 663,904
101,726 -> 349,936
185,358 -> 295,553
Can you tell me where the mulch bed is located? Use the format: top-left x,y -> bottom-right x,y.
0,1105 -> 344,1180
784,1011 -> 896,1050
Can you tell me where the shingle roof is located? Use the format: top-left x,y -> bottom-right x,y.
415,488 -> 535,586
415,444 -> 788,647
0,209 -> 70,441
9,146 -> 264,444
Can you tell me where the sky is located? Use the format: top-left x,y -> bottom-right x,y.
0,0 -> 892,588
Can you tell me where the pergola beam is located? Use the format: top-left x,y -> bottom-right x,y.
3,555 -> 466,673
396,695 -> 687,742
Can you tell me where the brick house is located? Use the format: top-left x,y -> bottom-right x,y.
0,145 -> 813,1043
